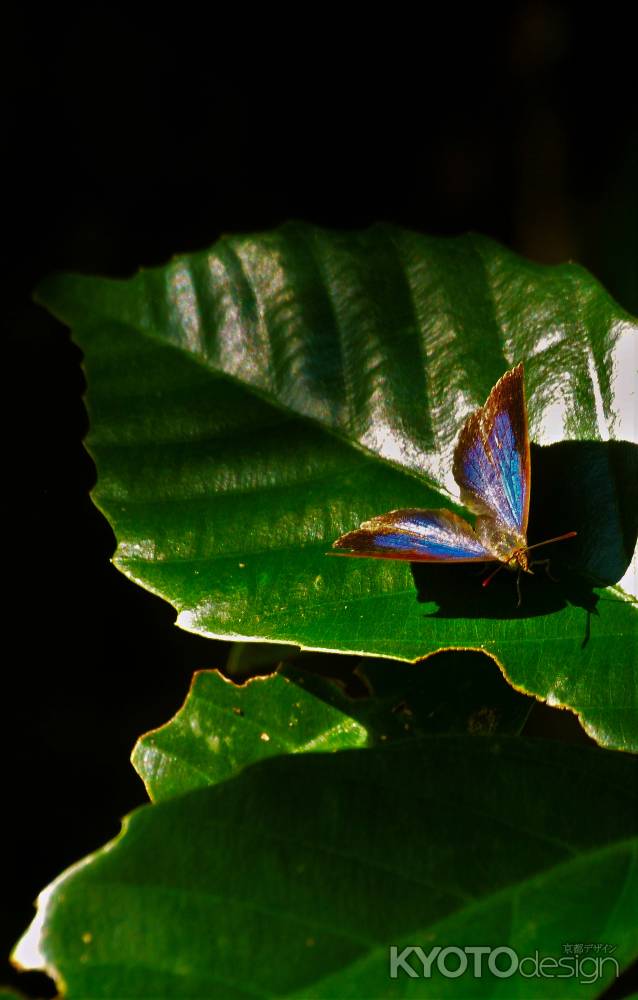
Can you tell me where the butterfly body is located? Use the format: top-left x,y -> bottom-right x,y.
474,519 -> 529,571
333,363 -> 574,600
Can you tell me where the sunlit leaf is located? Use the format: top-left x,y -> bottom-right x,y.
36,224 -> 638,749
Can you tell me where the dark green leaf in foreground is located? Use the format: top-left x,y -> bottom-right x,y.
15,737 -> 638,998
133,651 -> 534,801
35,225 -> 638,750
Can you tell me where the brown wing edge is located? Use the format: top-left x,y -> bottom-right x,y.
452,363 -> 531,533
331,507 -> 496,563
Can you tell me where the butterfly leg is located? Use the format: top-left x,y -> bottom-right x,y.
530,557 -> 558,582
516,569 -> 522,608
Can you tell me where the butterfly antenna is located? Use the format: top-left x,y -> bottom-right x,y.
525,531 -> 577,554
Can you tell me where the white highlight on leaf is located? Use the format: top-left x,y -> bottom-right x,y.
207,251 -> 268,385
608,320 -> 638,443
12,891 -> 50,972
168,263 -> 201,353
586,345 -> 609,441
617,550 -> 637,601
359,423 -> 453,497
530,327 -> 564,356
359,424 -> 413,468
118,539 -> 157,561
536,398 -> 568,445
12,832 -> 121,978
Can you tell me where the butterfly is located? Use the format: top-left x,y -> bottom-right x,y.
332,363 -> 576,605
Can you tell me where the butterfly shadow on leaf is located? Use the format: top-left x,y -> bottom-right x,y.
411,440 -> 638,622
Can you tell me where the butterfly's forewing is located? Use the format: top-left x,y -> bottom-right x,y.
332,508 -> 495,562
452,364 -> 531,536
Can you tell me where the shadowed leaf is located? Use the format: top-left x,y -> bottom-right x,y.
15,736 -> 638,998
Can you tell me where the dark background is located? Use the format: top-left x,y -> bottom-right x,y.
3,5 -> 637,997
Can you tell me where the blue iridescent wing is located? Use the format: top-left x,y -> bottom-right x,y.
452,364 -> 530,535
332,508 -> 495,562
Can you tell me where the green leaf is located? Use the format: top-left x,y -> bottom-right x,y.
133,652 -> 534,801
132,668 -> 367,802
35,224 -> 638,750
15,737 -> 638,998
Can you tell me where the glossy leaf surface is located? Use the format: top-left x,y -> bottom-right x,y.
15,737 -> 638,998
36,225 -> 638,750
